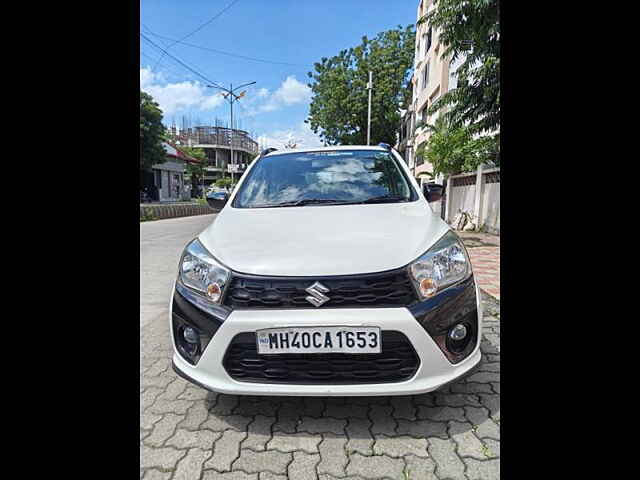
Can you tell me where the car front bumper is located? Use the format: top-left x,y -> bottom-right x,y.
169,278 -> 483,396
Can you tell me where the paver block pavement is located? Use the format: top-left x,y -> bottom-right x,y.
346,452 -> 405,479
204,429 -> 246,472
461,234 -> 500,300
232,449 -> 292,475
373,434 -> 429,458
267,431 -> 322,454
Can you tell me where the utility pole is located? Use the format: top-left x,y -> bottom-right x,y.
229,83 -> 234,184
367,71 -> 373,145
208,81 -> 256,185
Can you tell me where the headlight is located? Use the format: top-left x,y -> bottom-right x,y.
179,239 -> 230,303
409,230 -> 472,299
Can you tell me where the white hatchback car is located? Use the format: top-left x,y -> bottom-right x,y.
170,144 -> 482,396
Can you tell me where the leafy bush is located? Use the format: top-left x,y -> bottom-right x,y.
140,209 -> 156,222
215,177 -> 233,189
415,117 -> 498,177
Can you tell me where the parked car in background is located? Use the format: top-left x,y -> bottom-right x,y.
206,190 -> 228,203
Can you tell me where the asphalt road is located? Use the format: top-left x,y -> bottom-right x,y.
140,215 -> 500,480
140,214 -> 216,329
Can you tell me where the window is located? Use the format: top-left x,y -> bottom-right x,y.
426,27 -> 432,53
422,63 -> 430,90
233,150 -> 416,208
422,107 -> 428,123
430,88 -> 440,105
416,107 -> 428,130
416,142 -> 426,166
449,54 -> 465,90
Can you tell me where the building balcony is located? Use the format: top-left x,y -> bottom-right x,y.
169,126 -> 259,155
192,126 -> 259,154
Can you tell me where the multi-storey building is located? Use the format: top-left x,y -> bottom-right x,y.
398,0 -> 466,188
396,75 -> 415,171
167,125 -> 259,186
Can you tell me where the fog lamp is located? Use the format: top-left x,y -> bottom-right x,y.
183,326 -> 199,344
449,323 -> 468,341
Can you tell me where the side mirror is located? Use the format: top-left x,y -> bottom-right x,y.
206,192 -> 229,210
423,183 -> 444,203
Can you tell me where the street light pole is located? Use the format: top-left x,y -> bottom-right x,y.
367,71 -> 373,145
207,81 -> 256,186
229,83 -> 234,184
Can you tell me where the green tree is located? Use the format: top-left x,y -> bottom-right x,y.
420,0 -> 500,136
140,91 -> 166,170
416,116 -> 498,178
306,25 -> 415,145
181,146 -> 207,196
215,177 -> 233,189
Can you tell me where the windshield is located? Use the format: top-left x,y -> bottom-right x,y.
233,150 -> 416,208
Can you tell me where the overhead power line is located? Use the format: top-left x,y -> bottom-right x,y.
152,0 -> 242,70
142,29 -> 302,67
140,33 -> 225,90
173,0 -> 242,43
140,51 -> 184,78
141,23 -> 173,72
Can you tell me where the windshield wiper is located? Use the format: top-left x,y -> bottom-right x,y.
256,196 -> 408,208
359,195 -> 409,204
259,199 -> 355,208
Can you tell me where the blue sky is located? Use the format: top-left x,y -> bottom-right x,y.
140,0 -> 417,149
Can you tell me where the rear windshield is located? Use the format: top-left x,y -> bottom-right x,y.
233,150 -> 416,208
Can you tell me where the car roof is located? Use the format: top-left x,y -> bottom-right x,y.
262,145 -> 388,157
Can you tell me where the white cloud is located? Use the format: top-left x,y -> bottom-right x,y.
242,76 -> 311,115
140,67 -> 224,116
257,122 -> 324,150
272,76 -> 311,105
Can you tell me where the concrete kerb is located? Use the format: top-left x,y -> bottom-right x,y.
140,204 -> 216,221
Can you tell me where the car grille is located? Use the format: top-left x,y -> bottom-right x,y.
222,331 -> 420,384
222,269 -> 418,309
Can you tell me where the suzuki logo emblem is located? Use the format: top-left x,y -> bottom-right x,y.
305,281 -> 330,307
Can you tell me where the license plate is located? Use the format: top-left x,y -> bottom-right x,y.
256,326 -> 381,354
